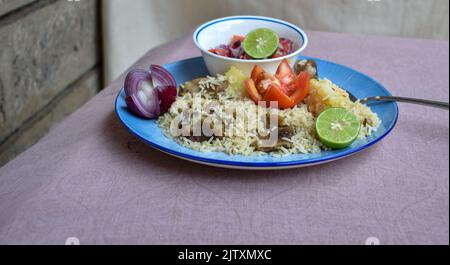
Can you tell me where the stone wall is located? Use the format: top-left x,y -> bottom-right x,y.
0,0 -> 101,166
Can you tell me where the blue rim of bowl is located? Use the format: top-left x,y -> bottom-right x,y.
193,15 -> 309,63
115,56 -> 399,168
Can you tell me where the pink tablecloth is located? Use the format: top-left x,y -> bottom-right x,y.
0,31 -> 448,245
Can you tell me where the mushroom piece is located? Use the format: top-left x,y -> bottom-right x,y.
178,78 -> 203,96
211,80 -> 229,94
186,120 -> 225,143
255,125 -> 294,152
295,59 -> 318,79
179,79 -> 229,96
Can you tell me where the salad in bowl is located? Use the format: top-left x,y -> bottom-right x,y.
193,16 -> 308,76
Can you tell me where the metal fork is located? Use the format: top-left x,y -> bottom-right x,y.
348,93 -> 449,110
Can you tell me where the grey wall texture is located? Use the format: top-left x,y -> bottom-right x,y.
0,0 -> 102,166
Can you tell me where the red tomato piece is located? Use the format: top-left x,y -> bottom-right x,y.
275,59 -> 296,95
290,71 -> 310,105
262,84 -> 295,109
209,48 -> 231,57
245,62 -> 310,109
244,79 -> 262,102
230,35 -> 245,49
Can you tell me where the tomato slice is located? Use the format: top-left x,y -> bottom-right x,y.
276,59 -> 295,79
209,48 -> 230,57
262,84 -> 295,109
230,35 -> 245,49
290,71 -> 310,105
275,59 -> 296,95
250,65 -> 278,94
246,63 -> 310,109
251,65 -> 266,82
271,53 -> 283,58
244,79 -> 262,102
278,38 -> 294,56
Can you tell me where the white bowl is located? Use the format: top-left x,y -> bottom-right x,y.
194,16 -> 308,76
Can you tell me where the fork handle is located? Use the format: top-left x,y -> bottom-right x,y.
361,96 -> 449,110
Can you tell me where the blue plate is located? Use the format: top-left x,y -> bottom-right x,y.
115,56 -> 398,170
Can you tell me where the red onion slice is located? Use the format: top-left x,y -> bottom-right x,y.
124,70 -> 160,118
126,92 -> 159,119
150,64 -> 177,113
124,66 -> 177,119
150,65 -> 177,88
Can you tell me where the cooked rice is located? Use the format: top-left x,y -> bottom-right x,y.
157,74 -> 380,156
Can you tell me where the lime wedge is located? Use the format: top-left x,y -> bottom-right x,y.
243,28 -> 279,59
316,108 -> 361,149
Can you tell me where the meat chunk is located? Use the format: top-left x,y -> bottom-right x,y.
185,121 -> 224,143
211,80 -> 229,93
178,78 -> 203,96
187,135 -> 212,142
278,125 -> 294,139
295,59 -> 318,79
179,78 -> 229,96
255,121 -> 295,152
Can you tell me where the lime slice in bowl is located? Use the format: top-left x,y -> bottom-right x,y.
316,108 -> 361,149
243,28 -> 279,59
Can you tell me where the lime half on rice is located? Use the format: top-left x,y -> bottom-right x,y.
243,28 -> 279,59
316,108 -> 361,149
